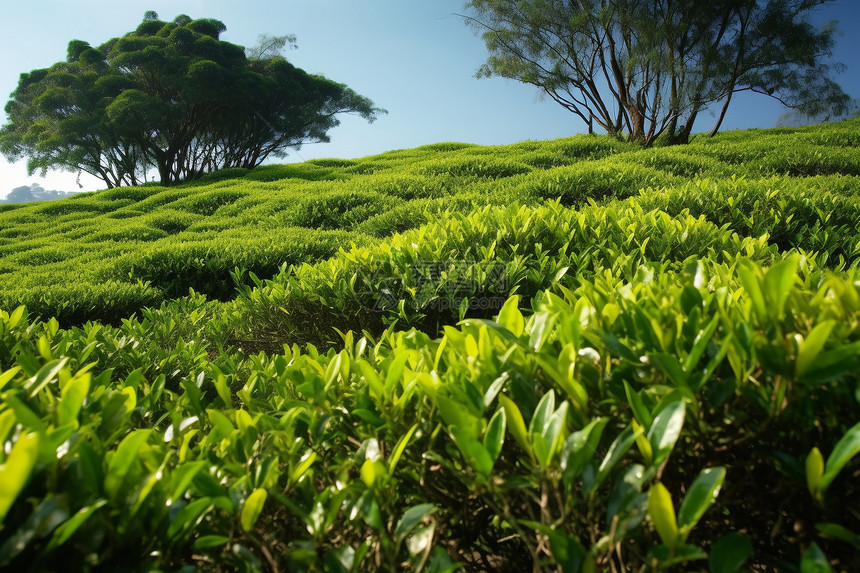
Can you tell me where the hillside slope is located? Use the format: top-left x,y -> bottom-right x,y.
1,120 -> 858,326
1,120 -> 860,572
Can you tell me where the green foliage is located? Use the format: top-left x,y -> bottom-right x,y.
1,119 -> 859,571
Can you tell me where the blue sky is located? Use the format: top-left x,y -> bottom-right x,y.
1,0 -> 858,197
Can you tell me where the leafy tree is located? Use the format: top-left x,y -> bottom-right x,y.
463,0 -> 852,145
1,13 -> 384,187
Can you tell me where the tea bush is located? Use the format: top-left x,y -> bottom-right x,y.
1,118 -> 860,570
1,254 -> 858,571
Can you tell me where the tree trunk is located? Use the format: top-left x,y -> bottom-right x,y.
710,89 -> 734,136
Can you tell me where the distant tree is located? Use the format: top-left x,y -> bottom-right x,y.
5,185 -> 36,203
463,0 -> 852,145
0,13 -> 384,187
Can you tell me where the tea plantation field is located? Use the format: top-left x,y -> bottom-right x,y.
1,120 -> 859,571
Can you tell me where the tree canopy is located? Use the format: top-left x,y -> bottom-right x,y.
463,0 -> 852,145
0,13 -> 385,187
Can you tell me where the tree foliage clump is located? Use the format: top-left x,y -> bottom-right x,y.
0,13 -> 384,188
464,0 -> 852,145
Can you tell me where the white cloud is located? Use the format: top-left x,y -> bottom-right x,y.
0,156 -> 102,200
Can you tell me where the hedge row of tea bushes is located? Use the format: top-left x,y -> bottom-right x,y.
2,119 -> 859,326
1,250 -> 858,571
231,201 -> 782,350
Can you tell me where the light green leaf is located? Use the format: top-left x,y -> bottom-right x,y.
207,408 -> 235,440
648,482 -> 679,549
26,358 -> 67,398
499,394 -> 533,461
388,423 -> 419,474
737,260 -> 766,321
435,394 -> 481,437
360,458 -> 387,488
58,372 -> 91,427
497,295 -> 524,338
0,432 -> 41,521
0,366 -> 21,392
796,320 -> 836,377
762,254 -> 798,320
450,426 -> 494,478
289,450 -> 317,485
241,488 -> 268,532
806,447 -> 825,499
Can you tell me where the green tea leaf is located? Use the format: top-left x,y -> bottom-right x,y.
815,523 -> 860,550
806,447 -> 825,499
104,429 -> 150,499
435,394 -> 481,437
678,466 -> 725,537
499,394 -> 532,461
589,424 -> 639,494
395,503 -> 436,543
708,533 -> 753,573
194,535 -> 230,549
207,408 -> 235,440
0,432 -> 41,521
168,497 -> 212,540
561,417 -> 607,485
450,426 -> 494,478
0,367 -> 21,392
800,542 -> 834,573
484,408 -> 506,463
683,314 -> 720,376
796,320 -> 836,377
762,254 -> 798,320
497,295 -> 524,337
737,260 -> 766,322
58,372 -> 91,427
241,488 -> 268,532
648,482 -> 678,549
649,353 -> 687,388
290,450 -> 318,485
819,420 -> 860,494
647,400 -> 685,466
624,382 -> 653,429
388,423 -> 419,474
529,390 -> 556,438
26,358 -> 67,398
360,458 -> 387,488
353,490 -> 383,531
535,401 -> 568,469
47,500 -> 108,550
